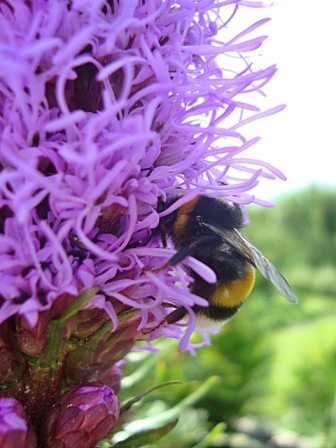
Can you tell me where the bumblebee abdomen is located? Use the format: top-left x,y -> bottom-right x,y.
191,264 -> 255,323
211,265 -> 255,309
193,303 -> 242,322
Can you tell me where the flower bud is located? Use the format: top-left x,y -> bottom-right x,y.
16,293 -> 78,358
0,398 -> 37,448
15,314 -> 48,358
0,322 -> 25,384
0,346 -> 25,384
43,383 -> 120,448
65,320 -> 138,384
102,365 -> 122,395
72,308 -> 111,339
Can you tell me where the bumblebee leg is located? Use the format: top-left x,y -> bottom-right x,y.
144,244 -> 194,272
148,234 -> 218,272
142,306 -> 188,334
160,227 -> 168,249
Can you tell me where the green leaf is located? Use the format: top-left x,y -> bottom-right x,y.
123,376 -> 220,434
120,381 -> 182,413
192,422 -> 227,448
112,418 -> 178,447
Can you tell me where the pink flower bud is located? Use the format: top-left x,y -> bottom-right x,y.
102,366 -> 122,395
65,320 -> 139,384
43,383 -> 120,448
0,398 -> 37,448
0,346 -> 25,384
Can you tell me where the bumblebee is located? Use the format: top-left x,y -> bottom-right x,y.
149,194 -> 297,329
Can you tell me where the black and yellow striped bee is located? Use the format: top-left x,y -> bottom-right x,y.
149,194 -> 297,329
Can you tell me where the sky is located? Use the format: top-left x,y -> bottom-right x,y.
232,0 -> 336,201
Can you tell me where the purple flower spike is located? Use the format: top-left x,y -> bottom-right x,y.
43,383 -> 119,448
0,0 -> 284,442
0,398 -> 37,448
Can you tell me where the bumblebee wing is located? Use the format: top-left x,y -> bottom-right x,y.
202,222 -> 298,304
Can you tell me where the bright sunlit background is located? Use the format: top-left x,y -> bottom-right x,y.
236,0 -> 336,201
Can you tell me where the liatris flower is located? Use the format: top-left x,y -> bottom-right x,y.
0,0 -> 284,445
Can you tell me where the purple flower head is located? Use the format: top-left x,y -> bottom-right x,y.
0,0 -> 284,443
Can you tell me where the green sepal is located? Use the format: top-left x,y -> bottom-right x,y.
39,287 -> 99,368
